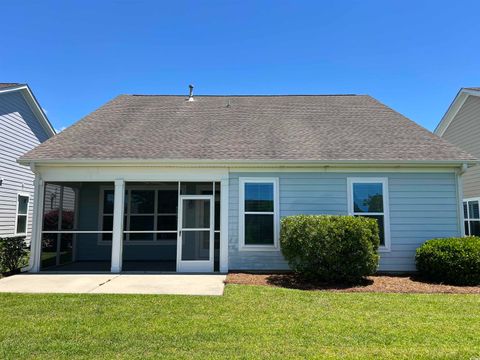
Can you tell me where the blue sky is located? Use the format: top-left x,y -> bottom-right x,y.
1,1 -> 479,132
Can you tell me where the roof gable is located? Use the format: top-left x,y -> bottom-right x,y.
434,88 -> 480,137
0,84 -> 56,138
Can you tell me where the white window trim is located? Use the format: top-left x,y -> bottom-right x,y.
14,192 -> 30,236
462,197 -> 480,236
239,177 -> 280,251
98,185 -> 179,246
347,177 -> 391,252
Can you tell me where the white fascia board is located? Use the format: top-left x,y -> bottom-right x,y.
0,84 -> 56,137
434,88 -> 480,137
18,158 -> 477,168
25,161 -> 478,183
36,165 -> 229,182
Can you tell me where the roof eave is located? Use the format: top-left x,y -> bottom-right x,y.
17,158 -> 478,168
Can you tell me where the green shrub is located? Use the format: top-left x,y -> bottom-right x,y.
0,236 -> 28,274
416,237 -> 480,285
280,215 -> 380,283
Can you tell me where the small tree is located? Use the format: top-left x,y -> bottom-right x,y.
0,236 -> 28,274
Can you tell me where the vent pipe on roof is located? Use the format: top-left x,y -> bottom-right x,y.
187,84 -> 194,101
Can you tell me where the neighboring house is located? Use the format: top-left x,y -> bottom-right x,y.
435,88 -> 480,236
18,91 -> 475,274
0,83 -> 55,244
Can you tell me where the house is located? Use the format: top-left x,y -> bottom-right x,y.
0,83 -> 55,244
435,88 -> 480,236
18,90 -> 475,273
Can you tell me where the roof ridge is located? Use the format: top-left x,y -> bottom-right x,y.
127,94 -> 363,97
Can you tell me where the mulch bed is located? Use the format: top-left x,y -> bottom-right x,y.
226,273 -> 480,294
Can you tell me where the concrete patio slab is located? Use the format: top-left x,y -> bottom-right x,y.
0,274 -> 115,293
90,275 -> 226,295
0,274 -> 226,296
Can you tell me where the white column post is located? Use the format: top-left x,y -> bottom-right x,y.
456,166 -> 466,237
111,179 -> 125,273
30,175 -> 44,272
219,176 -> 229,273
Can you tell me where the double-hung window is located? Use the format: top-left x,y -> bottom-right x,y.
463,199 -> 480,236
348,178 -> 390,250
15,194 -> 30,236
239,178 -> 279,250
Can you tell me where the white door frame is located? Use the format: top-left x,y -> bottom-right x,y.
176,195 -> 214,272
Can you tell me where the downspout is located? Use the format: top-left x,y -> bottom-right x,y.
455,163 -> 468,237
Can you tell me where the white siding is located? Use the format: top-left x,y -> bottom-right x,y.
442,95 -> 480,198
0,91 -> 50,242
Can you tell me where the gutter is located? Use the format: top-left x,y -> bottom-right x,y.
458,163 -> 468,175
17,158 -> 479,168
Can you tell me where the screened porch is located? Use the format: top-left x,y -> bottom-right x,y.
39,181 -> 222,273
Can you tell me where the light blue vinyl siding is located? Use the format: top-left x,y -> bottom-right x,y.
69,172 -> 460,272
0,91 -> 50,242
229,172 -> 460,272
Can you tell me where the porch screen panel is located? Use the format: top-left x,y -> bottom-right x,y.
156,185 -> 178,242
129,190 -> 155,241
41,182 -> 112,271
41,183 -> 77,269
103,182 -> 179,244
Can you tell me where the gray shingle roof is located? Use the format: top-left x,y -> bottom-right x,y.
20,94 -> 476,163
0,83 -> 23,89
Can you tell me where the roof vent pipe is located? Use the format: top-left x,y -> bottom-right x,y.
187,84 -> 194,101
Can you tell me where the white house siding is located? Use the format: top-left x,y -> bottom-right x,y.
442,95 -> 480,198
0,91 -> 50,243
229,171 -> 460,272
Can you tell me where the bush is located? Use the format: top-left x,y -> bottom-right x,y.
0,236 -> 28,274
280,215 -> 380,283
416,237 -> 480,285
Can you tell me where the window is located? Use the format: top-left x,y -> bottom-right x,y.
100,189 -> 121,241
15,194 -> 29,235
463,199 -> 480,236
100,186 -> 177,243
348,178 -> 390,250
239,178 -> 279,250
100,182 -> 221,245
129,190 -> 155,241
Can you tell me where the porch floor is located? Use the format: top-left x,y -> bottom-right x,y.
41,261 -> 176,273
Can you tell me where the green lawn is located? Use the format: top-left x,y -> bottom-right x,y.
0,285 -> 479,359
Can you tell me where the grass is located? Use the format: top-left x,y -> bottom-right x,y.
0,285 -> 479,359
